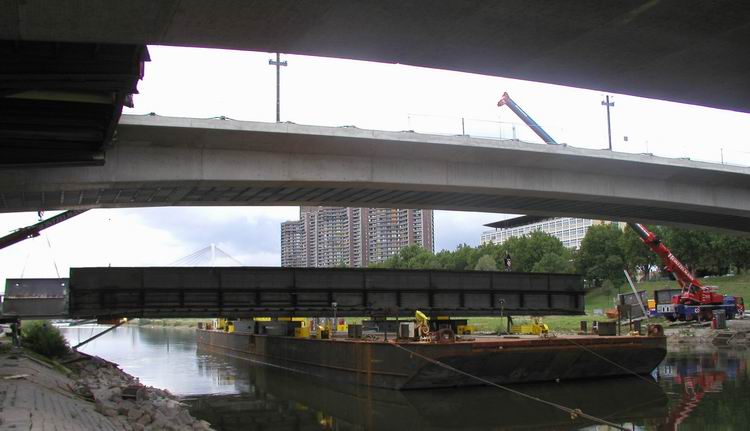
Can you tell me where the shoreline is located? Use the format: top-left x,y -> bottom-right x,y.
664,319 -> 750,347
2,322 -> 747,430
0,340 -> 215,431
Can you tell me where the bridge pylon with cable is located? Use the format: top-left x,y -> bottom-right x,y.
169,244 -> 243,267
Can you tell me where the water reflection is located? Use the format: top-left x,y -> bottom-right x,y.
188,360 -> 668,430
61,326 -> 238,395
61,326 -> 750,430
658,348 -> 750,430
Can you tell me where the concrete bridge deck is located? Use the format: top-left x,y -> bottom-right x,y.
1,115 -> 749,232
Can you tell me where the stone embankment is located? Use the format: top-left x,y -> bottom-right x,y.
0,344 -> 214,431
665,319 -> 750,347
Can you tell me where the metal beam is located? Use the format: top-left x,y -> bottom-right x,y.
67,267 -> 585,319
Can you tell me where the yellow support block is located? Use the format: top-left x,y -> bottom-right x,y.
511,319 -> 549,335
457,325 -> 476,335
294,326 -> 310,338
216,318 -> 228,330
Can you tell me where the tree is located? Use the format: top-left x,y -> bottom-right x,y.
710,233 -> 750,275
621,224 -> 662,280
661,227 -> 712,275
474,254 -> 498,271
501,230 -> 571,273
576,224 -> 626,286
436,244 -> 479,271
532,252 -> 574,273
372,245 -> 440,269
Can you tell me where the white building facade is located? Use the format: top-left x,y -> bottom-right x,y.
480,216 -> 602,249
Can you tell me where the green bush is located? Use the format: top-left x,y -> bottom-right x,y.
21,321 -> 70,359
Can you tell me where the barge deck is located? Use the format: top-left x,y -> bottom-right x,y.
196,330 -> 666,390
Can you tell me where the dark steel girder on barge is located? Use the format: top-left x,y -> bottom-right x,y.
66,267 -> 584,319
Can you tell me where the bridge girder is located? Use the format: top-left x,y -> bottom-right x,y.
1,115 -> 749,233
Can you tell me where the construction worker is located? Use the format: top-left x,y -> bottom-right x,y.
503,252 -> 512,272
10,321 -> 19,347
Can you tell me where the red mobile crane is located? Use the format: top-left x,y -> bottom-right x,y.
628,222 -> 744,321
496,92 -> 744,321
627,223 -> 722,305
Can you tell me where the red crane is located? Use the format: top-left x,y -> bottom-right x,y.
0,210 -> 88,250
627,223 -> 724,306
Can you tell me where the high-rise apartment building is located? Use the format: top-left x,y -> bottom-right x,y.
281,206 -> 434,267
480,216 -> 611,249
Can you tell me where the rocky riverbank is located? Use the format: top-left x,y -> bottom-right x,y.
665,318 -> 750,347
0,341 -> 214,430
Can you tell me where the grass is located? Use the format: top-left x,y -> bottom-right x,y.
131,318 -> 206,328
468,273 -> 750,333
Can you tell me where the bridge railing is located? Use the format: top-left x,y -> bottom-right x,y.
405,113 -> 750,167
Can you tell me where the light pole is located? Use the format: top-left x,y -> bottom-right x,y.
601,95 -> 614,150
331,301 -> 338,335
268,53 -> 288,122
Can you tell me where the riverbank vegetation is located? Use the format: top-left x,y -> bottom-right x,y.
21,320 -> 70,359
130,318 -> 205,328
371,224 -> 750,287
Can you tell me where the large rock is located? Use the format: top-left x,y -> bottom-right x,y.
136,412 -> 152,426
127,406 -> 144,421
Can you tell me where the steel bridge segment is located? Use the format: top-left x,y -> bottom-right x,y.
63,267 -> 585,319
1,278 -> 69,320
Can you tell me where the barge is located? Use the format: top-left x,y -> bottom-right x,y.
196,325 -> 666,390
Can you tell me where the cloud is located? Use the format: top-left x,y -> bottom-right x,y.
1,207 -> 506,292
434,210 -> 514,251
0,207 -> 299,292
128,207 -> 299,264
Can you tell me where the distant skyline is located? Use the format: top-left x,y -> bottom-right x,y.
2,46 -> 749,289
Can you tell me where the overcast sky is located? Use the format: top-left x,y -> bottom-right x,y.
2,46 -> 749,288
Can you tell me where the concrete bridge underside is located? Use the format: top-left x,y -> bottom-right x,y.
1,115 -> 749,233
1,1 -> 749,113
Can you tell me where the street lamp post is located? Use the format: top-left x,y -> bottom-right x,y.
331,301 -> 338,335
601,95 -> 614,150
268,53 -> 288,122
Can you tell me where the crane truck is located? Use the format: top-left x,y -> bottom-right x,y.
496,92 -> 745,322
629,223 -> 744,321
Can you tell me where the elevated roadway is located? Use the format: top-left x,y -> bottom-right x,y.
1,115 -> 749,232
1,2 -> 749,113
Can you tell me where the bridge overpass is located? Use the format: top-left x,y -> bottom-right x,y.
1,1 -> 748,113
1,115 -> 749,233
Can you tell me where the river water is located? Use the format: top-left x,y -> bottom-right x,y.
60,326 -> 750,430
